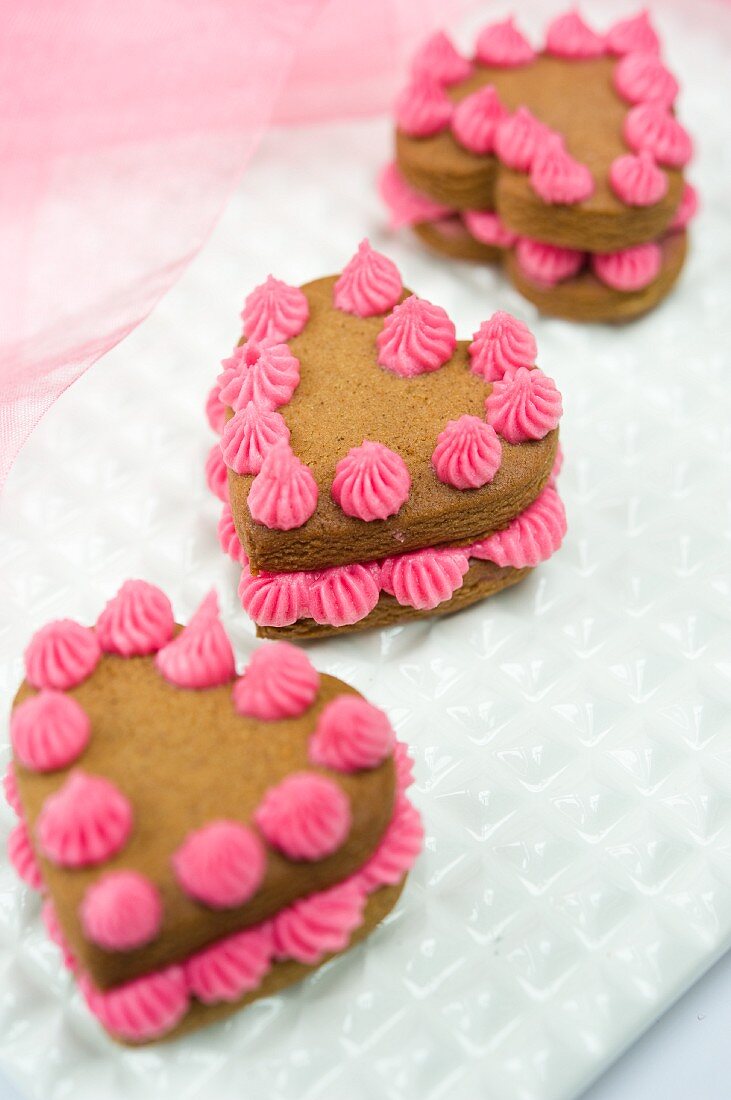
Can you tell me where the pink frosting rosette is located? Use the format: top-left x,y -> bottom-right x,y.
592,242 -> 662,291
530,134 -> 594,205
494,107 -> 549,172
183,925 -> 273,1004
545,11 -> 605,58
515,238 -> 585,286
270,880 -> 366,965
11,690 -> 91,773
155,590 -> 236,689
205,442 -> 228,502
218,341 -> 300,412
81,871 -> 163,951
469,310 -> 537,382
379,162 -> 455,229
333,240 -> 403,318
356,793 -> 424,891
669,182 -> 699,231
470,484 -> 567,568
24,619 -> 101,692
624,103 -> 692,168
8,819 -> 43,890
254,772 -> 352,862
451,85 -> 507,156
241,276 -> 309,344
376,295 -> 456,377
81,966 -> 189,1043
309,695 -> 395,772
475,18 -> 535,67
96,580 -> 175,657
395,76 -> 453,138
173,821 -> 266,908
3,764 -> 21,816
609,150 -> 668,206
238,569 -> 309,629
431,416 -> 502,490
606,11 -> 660,56
462,211 -> 517,249
307,562 -> 381,627
486,367 -> 562,444
331,441 -> 411,522
380,547 -> 469,610
37,770 -> 133,868
247,440 -> 318,531
411,31 -> 471,86
614,51 -> 679,107
233,642 -> 319,720
218,504 -> 248,565
221,402 -> 290,476
205,382 -> 227,435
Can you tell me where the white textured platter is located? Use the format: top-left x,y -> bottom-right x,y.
1,2 -> 731,1097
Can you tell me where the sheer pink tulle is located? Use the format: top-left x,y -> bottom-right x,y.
0,0 -> 468,489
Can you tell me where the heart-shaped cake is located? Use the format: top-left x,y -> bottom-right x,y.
6,582 -> 422,1043
381,10 -> 696,322
205,243 -> 566,638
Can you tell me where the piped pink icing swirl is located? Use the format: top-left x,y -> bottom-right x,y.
218,342 -> 300,412
451,85 -> 507,155
545,11 -> 605,58
96,580 -> 175,657
530,133 -> 594,204
81,871 -> 163,950
221,402 -> 290,475
411,30 -> 472,86
614,51 -> 679,107
609,150 -> 668,206
270,880 -> 365,965
670,181 -> 698,231
238,569 -> 309,628
395,76 -> 453,137
592,242 -> 662,291
624,103 -> 692,168
8,819 -> 43,890
309,696 -> 395,772
380,547 -> 469,610
254,773 -> 351,862
155,590 -> 236,689
486,367 -> 562,443
394,740 -> 415,791
205,442 -> 228,502
462,210 -> 517,249
475,18 -> 536,67
355,793 -> 424,891
431,416 -> 502,491
24,620 -> 101,692
494,107 -> 549,172
3,764 -> 21,816
233,642 -> 320,720
37,770 -> 133,868
333,240 -> 403,318
11,691 -> 90,773
247,441 -> 318,530
241,276 -> 309,344
307,562 -> 381,627
81,966 -> 188,1043
470,484 -> 567,568
376,295 -> 456,377
218,504 -> 249,566
172,821 -> 266,909
183,925 -> 273,1004
379,162 -> 455,229
515,238 -> 585,286
331,441 -> 411,522
469,311 -> 537,382
205,382 -> 227,435
606,10 -> 660,56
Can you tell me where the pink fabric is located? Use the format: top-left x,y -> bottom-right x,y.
0,0 -> 468,490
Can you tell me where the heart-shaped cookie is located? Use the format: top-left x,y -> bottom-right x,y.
6,582 -> 422,1042
383,10 -> 696,322
205,244 -> 566,638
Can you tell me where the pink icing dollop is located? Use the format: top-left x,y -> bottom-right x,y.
247,441 -> 318,531
431,416 -> 502,491
173,821 -> 266,909
254,773 -> 351,861
24,620 -> 101,692
218,504 -> 248,566
233,642 -> 320,720
394,740 -> 415,792
395,75 -> 453,137
218,342 -> 300,412
380,547 -> 469,610
606,10 -> 660,56
486,367 -> 563,443
515,238 -> 585,286
376,295 -> 456,377
42,900 -> 77,972
494,107 -> 549,172
241,276 -> 309,344
614,51 -> 679,107
378,162 -> 455,229
545,11 -> 605,58
470,484 -> 567,568
3,764 -> 21,815
356,793 -> 424,892
592,242 -> 662,291
8,819 -> 43,890
155,590 -> 236,689
609,149 -> 668,206
11,690 -> 90,773
37,770 -> 133,868
469,310 -> 537,382
205,442 -> 228,503
308,562 -> 381,627
96,580 -> 175,657
530,134 -> 594,204
670,181 -> 699,231
238,569 -> 308,629
81,966 -> 188,1043
333,239 -> 403,318
221,402 -> 290,476
184,925 -> 273,1004
205,382 -> 227,435
411,30 -> 472,86
270,880 -> 366,965
624,103 -> 692,168
331,441 -> 411,522
475,18 -> 536,67
463,210 -> 517,248
309,695 -> 395,772
81,871 -> 163,951
451,85 -> 507,155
